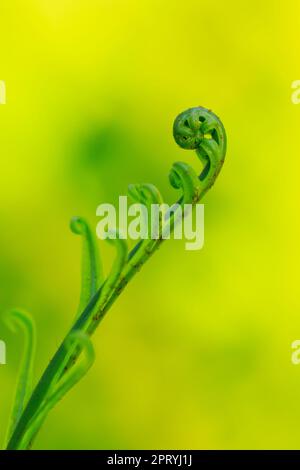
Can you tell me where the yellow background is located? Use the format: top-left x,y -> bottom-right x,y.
0,0 -> 299,449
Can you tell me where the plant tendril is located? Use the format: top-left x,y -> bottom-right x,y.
6,106 -> 226,450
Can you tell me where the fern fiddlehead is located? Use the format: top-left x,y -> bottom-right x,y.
93,106 -> 226,313
5,106 -> 226,450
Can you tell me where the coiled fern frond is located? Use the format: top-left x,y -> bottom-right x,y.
4,107 -> 227,450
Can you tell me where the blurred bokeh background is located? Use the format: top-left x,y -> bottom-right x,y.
0,0 -> 299,449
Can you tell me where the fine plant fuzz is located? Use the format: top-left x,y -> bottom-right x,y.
3,107 -> 227,450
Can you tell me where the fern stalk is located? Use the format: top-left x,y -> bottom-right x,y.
4,107 -> 226,450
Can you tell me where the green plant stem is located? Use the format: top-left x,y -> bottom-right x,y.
6,106 -> 226,450
8,195 -> 205,449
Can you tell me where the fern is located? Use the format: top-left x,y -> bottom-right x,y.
4,107 -> 227,450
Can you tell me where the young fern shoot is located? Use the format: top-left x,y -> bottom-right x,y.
4,106 -> 227,450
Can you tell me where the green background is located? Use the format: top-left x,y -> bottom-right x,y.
0,0 -> 299,449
